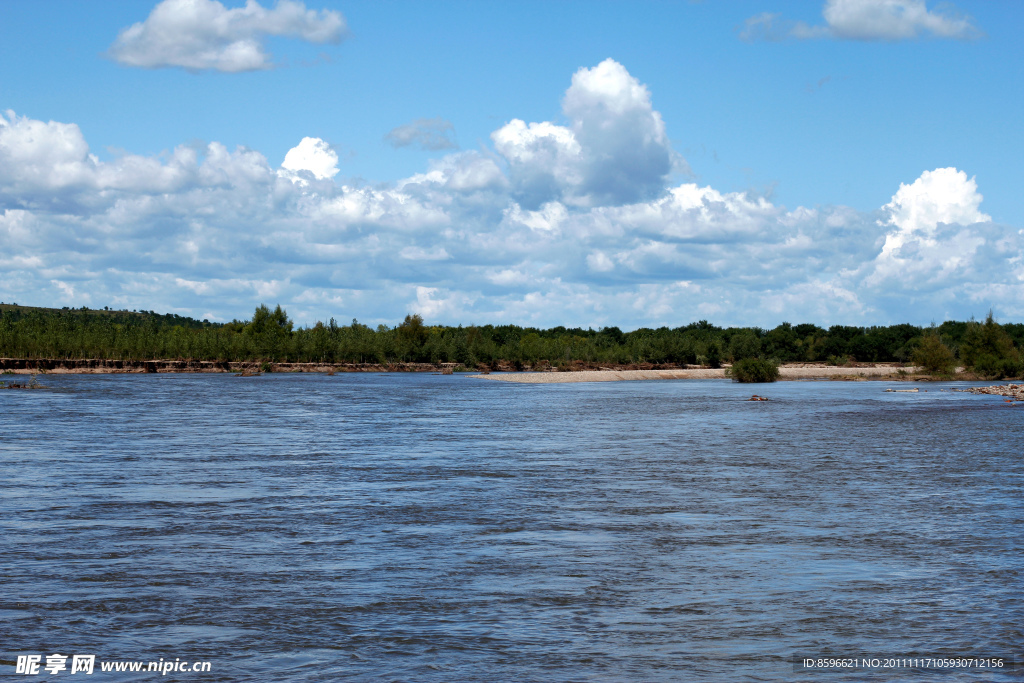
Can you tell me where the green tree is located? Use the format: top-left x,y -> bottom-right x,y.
959,312 -> 1020,378
912,332 -> 956,374
395,314 -> 428,361
244,304 -> 294,360
728,331 -> 761,361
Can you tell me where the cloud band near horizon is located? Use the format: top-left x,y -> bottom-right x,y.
1,59 -> 1021,329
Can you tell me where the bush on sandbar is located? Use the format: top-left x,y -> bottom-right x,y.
911,332 -> 956,375
728,357 -> 780,383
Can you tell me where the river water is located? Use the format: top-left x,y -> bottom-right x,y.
2,374 -> 1021,681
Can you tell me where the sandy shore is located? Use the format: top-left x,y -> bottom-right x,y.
0,358 -> 929,382
469,365 -> 916,384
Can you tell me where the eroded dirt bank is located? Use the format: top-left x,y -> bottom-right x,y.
0,358 -> 450,374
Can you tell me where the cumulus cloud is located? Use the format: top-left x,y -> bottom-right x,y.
881,167 -> 988,241
1,62 -> 1021,328
398,152 -> 505,193
741,0 -> 981,42
866,167 -> 995,290
0,110 -> 96,194
0,109 -> 271,206
108,0 -> 347,72
280,137 -> 339,180
385,118 -> 458,151
492,59 -> 676,208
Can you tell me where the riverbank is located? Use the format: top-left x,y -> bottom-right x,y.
2,358 -> 1011,383
966,383 -> 1024,400
470,364 -> 919,383
0,358 -> 907,376
0,358 -> 451,374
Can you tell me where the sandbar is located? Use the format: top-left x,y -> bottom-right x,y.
469,365 -> 915,384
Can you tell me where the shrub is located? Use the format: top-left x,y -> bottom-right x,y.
911,333 -> 956,374
972,354 -> 1022,380
728,357 -> 780,383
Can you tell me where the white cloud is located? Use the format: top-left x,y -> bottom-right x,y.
586,251 -> 615,273
0,109 -> 273,204
485,268 -> 534,287
492,59 -> 676,208
741,0 -> 980,42
108,0 -> 347,72
502,201 -> 569,233
0,110 -> 97,192
400,246 -> 451,261
601,183 -> 781,241
881,166 -> 988,239
51,279 -> 77,300
1,62 -> 1021,329
313,185 -> 449,230
823,0 -> 979,39
491,119 -> 581,207
385,118 -> 458,151
280,137 -> 339,180
399,152 -> 505,193
409,286 -> 475,320
866,167 -> 996,289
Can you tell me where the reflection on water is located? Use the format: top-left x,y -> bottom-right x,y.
2,374 -> 1022,681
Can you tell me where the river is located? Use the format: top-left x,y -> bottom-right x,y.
2,374 -> 1021,681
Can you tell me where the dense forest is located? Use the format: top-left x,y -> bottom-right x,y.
1,303 -> 1021,377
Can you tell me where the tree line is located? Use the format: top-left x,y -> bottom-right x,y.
1,303 -> 1021,377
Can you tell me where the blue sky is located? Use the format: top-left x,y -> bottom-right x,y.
1,0 -> 1022,328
